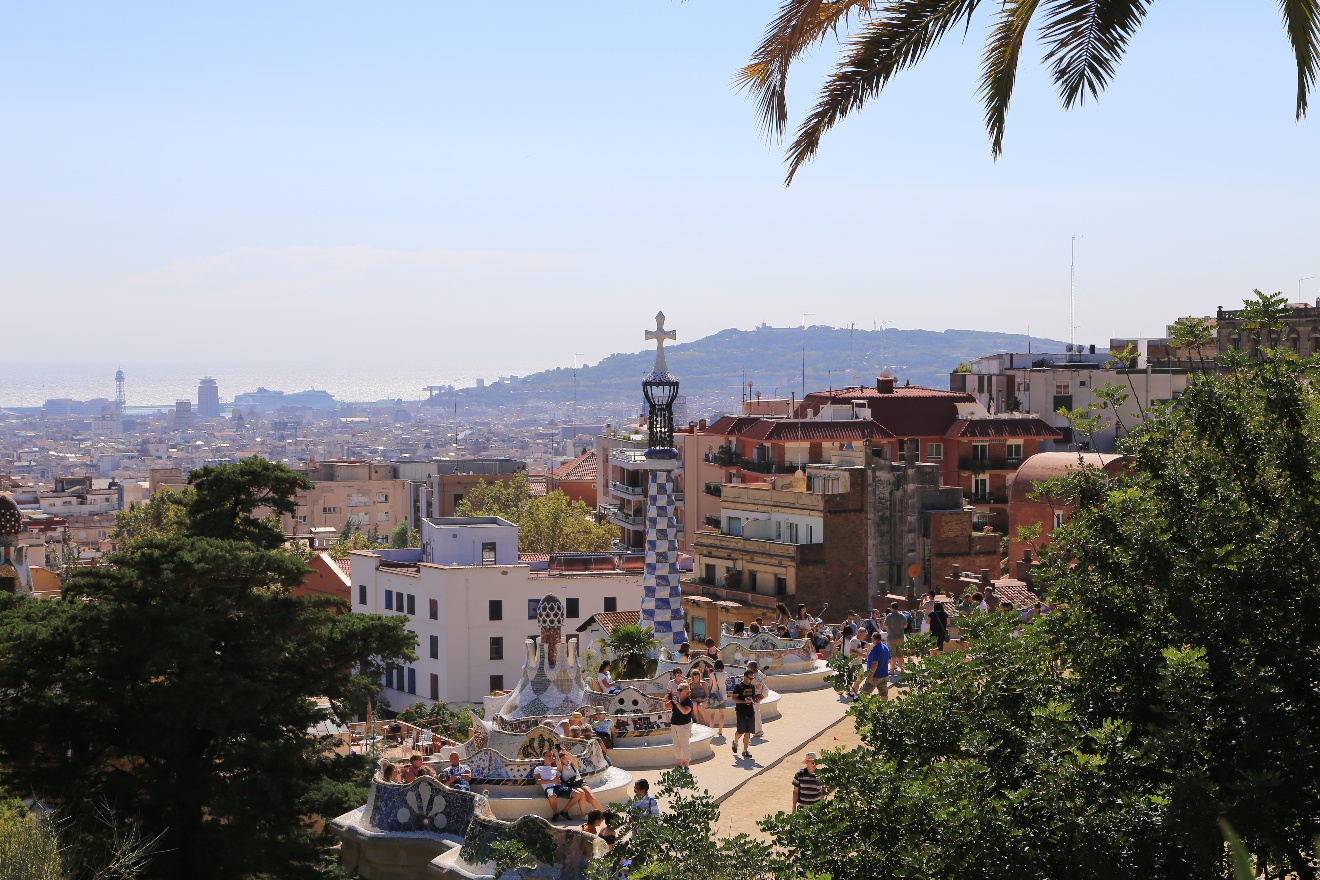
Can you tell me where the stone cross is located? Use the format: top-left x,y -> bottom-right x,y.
645,311 -> 676,376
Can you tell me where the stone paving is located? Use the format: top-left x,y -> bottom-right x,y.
647,685 -> 856,812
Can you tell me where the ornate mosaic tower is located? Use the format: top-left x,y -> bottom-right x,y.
638,312 -> 687,651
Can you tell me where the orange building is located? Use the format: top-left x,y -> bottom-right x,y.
546,449 -> 598,507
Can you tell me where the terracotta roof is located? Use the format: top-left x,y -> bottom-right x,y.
1008,452 -> 1127,504
705,416 -> 764,437
945,418 -> 1062,439
798,386 -> 973,437
519,553 -> 551,563
990,578 -> 1039,609
738,418 -> 895,443
549,449 -> 598,483
527,474 -> 549,496
333,557 -> 353,577
575,609 -> 641,634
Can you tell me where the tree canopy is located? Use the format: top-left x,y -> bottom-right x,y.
456,472 -> 618,553
765,293 -> 1320,878
741,1 -> 1320,179
0,457 -> 415,880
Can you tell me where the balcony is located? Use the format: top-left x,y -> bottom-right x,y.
692,530 -> 826,566
609,448 -> 649,465
702,451 -> 798,475
703,482 -> 723,498
609,480 -> 645,497
601,504 -> 645,529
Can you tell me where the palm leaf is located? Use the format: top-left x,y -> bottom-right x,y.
738,0 -> 882,138
1279,0 -> 1320,118
979,0 -> 1043,156
1039,0 -> 1154,108
784,0 -> 983,183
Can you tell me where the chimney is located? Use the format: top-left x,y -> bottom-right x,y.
698,418 -> 707,431
876,375 -> 895,394
980,568 -> 991,585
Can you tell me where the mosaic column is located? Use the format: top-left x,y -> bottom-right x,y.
641,459 -> 685,651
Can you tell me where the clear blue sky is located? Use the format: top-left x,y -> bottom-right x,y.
1,2 -> 1316,377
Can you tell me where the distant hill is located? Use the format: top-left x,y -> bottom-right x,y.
448,325 -> 1066,412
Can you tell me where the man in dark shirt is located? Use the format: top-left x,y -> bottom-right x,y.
730,669 -> 759,760
792,752 -> 826,811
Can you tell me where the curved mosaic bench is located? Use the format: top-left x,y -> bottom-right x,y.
449,812 -> 607,880
381,725 -> 612,788
719,632 -> 819,675
367,773 -> 493,834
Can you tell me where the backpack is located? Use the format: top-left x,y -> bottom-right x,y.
903,612 -> 914,634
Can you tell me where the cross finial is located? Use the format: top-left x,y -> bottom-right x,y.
645,311 -> 677,376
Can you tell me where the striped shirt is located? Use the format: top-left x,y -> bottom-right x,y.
792,768 -> 825,806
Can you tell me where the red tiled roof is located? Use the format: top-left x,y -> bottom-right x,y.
527,474 -> 549,496
738,419 -> 895,443
798,386 -> 973,437
575,609 -> 641,634
549,450 -> 598,483
333,557 -> 353,577
519,553 -> 551,563
945,418 -> 1062,439
991,578 -> 1040,609
705,416 -> 764,437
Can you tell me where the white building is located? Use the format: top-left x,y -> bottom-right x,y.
349,517 -> 644,709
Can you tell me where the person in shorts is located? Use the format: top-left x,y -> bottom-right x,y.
730,669 -> 760,760
859,636 -> 891,698
884,603 -> 909,672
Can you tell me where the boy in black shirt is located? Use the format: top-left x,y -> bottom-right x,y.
730,669 -> 760,760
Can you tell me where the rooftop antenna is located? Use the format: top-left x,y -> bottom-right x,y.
1070,234 -> 1083,348
801,313 -> 814,395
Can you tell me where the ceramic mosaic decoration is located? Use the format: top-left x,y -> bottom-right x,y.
495,594 -> 595,723
640,464 -> 686,651
719,631 -> 818,675
367,772 -> 492,833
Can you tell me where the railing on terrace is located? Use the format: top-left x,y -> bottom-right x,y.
609,448 -> 649,464
609,480 -> 645,496
703,482 -> 723,497
704,514 -> 720,529
347,719 -> 468,759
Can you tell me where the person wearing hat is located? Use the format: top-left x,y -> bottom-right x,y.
792,752 -> 825,811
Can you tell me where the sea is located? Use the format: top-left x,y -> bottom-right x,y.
0,362 -> 510,409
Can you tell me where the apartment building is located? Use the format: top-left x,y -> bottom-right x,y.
286,460 -> 408,536
349,516 -> 643,707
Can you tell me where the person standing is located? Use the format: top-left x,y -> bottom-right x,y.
840,626 -> 865,700
688,668 -> 709,726
748,661 -> 767,737
791,752 -> 826,812
883,603 -> 908,673
664,682 -> 695,772
706,659 -> 727,737
730,669 -> 759,760
858,634 -> 891,698
928,602 -> 951,653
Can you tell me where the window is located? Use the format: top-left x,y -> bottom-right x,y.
528,598 -> 541,620
297,515 -> 307,523
774,575 -> 787,596
971,443 -> 990,462
1054,511 -> 1065,528
452,493 -> 464,510
926,442 -> 943,461
1053,394 -> 1073,412
973,475 -> 989,501
704,564 -> 716,583
788,522 -> 799,544
406,593 -> 416,615
430,673 -> 439,701
322,506 -> 338,515
482,542 -> 497,565
775,520 -> 782,539
1006,441 -> 1023,460
406,667 -> 416,695
429,598 -> 438,620
977,374 -> 986,393
1055,381 -> 1070,395
489,675 -> 504,694
747,571 -> 758,591
489,599 -> 503,621
429,634 -> 439,659
566,597 -> 579,619
603,597 -> 618,613
358,584 -> 367,605
378,512 -> 390,522
807,525 -> 814,543
490,636 -> 504,660
376,492 -> 389,502
384,589 -> 394,611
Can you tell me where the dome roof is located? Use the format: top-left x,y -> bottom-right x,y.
0,495 -> 23,536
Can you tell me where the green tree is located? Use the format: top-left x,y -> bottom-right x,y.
110,486 -> 193,551
740,2 -> 1320,179
457,474 -> 618,553
601,624 -> 661,680
387,521 -> 420,549
0,457 -> 415,880
767,292 -> 1320,878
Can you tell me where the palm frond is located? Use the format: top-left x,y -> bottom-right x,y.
1039,0 -> 1153,109
737,0 -> 882,138
1280,0 -> 1320,118
784,0 -> 983,183
979,0 -> 1043,157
